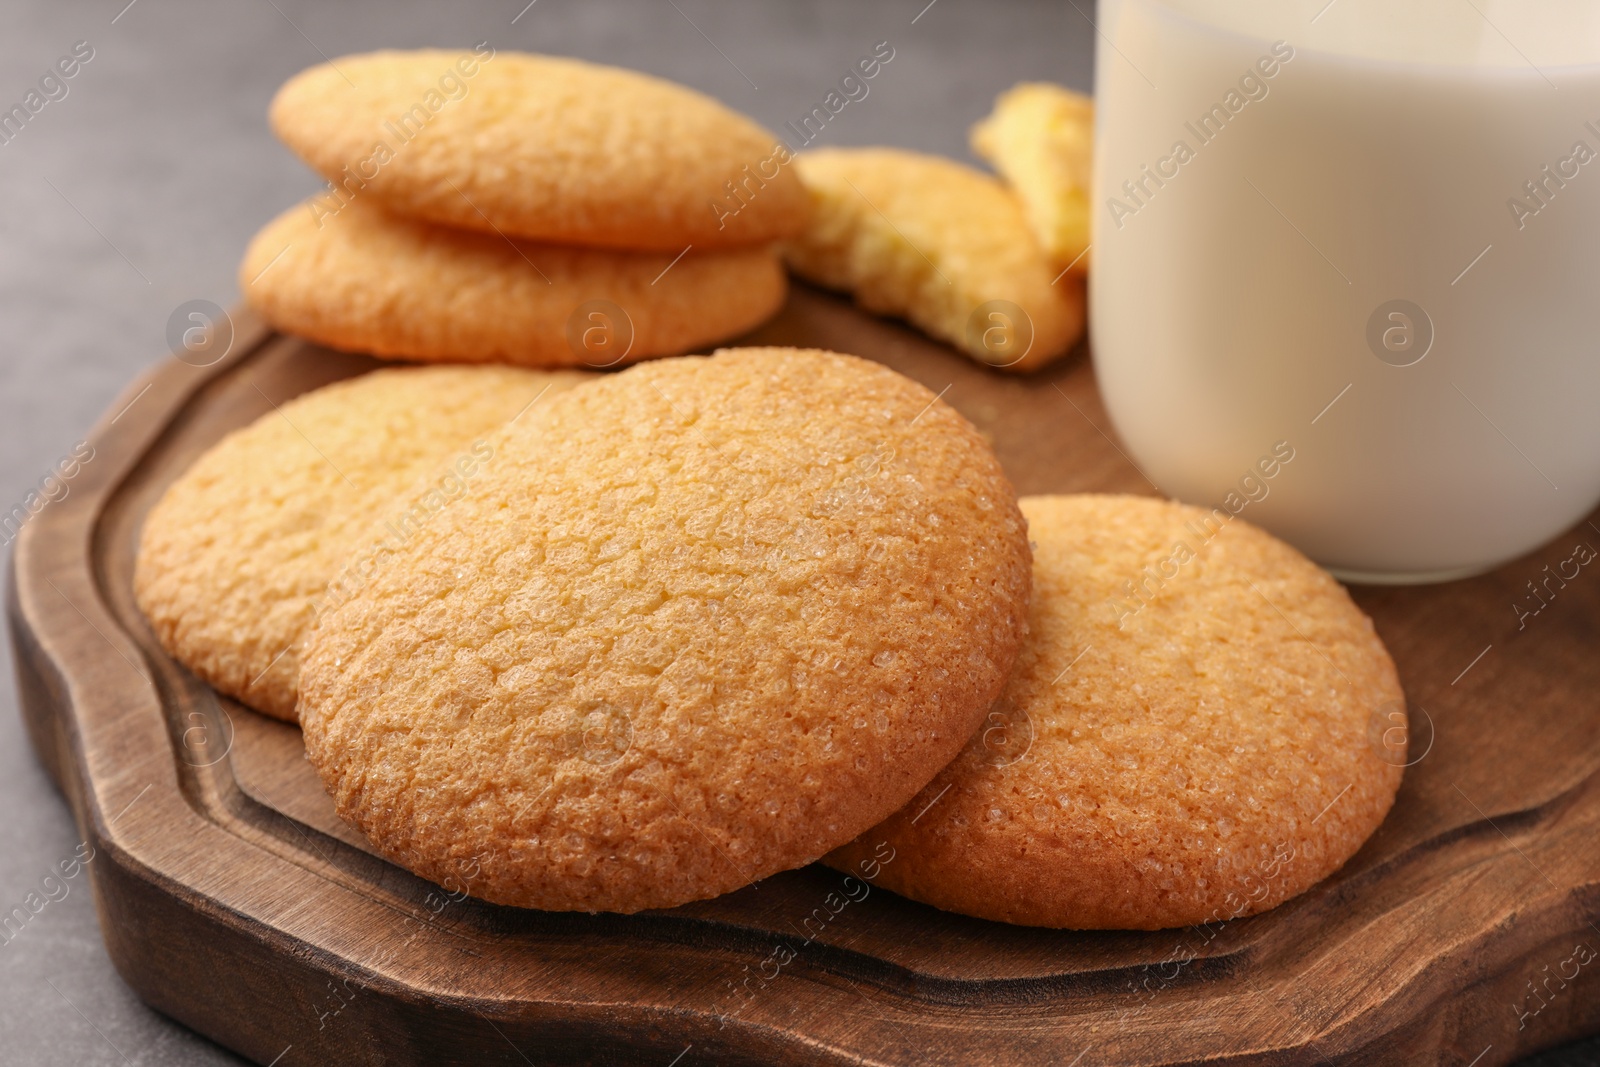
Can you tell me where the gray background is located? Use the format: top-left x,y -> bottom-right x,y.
0,1 -> 1590,1064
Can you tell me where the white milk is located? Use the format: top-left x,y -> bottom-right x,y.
1092,0 -> 1600,581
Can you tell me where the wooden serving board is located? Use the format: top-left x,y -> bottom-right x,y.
10,286 -> 1600,1066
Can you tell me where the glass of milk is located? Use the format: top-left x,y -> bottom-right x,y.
1092,0 -> 1600,582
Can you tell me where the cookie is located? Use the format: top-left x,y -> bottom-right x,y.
298,347 -> 1032,913
971,82 -> 1094,274
269,48 -> 808,251
134,364 -> 591,720
782,148 -> 1085,373
828,494 -> 1406,930
240,200 -> 787,368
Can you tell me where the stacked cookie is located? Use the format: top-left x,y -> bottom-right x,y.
244,48 -> 808,367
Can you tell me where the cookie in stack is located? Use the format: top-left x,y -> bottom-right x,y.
244,48 -> 808,368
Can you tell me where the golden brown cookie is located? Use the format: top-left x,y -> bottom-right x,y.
269,48 -> 808,250
240,200 -> 787,368
298,347 -> 1032,913
135,365 -> 591,720
783,147 -> 1085,372
971,83 -> 1095,275
828,494 -> 1406,930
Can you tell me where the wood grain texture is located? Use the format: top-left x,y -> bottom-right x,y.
9,288 -> 1600,1066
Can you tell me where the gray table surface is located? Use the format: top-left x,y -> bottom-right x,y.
0,2 -> 1593,1064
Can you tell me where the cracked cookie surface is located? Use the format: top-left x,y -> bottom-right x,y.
135,364 -> 590,720
270,49 -> 808,250
299,347 -> 1032,912
829,494 -> 1405,929
241,200 -> 787,367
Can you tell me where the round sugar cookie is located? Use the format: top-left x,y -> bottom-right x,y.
298,347 -> 1033,913
135,364 -> 591,721
269,49 -> 808,250
240,200 -> 787,368
827,494 -> 1406,930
